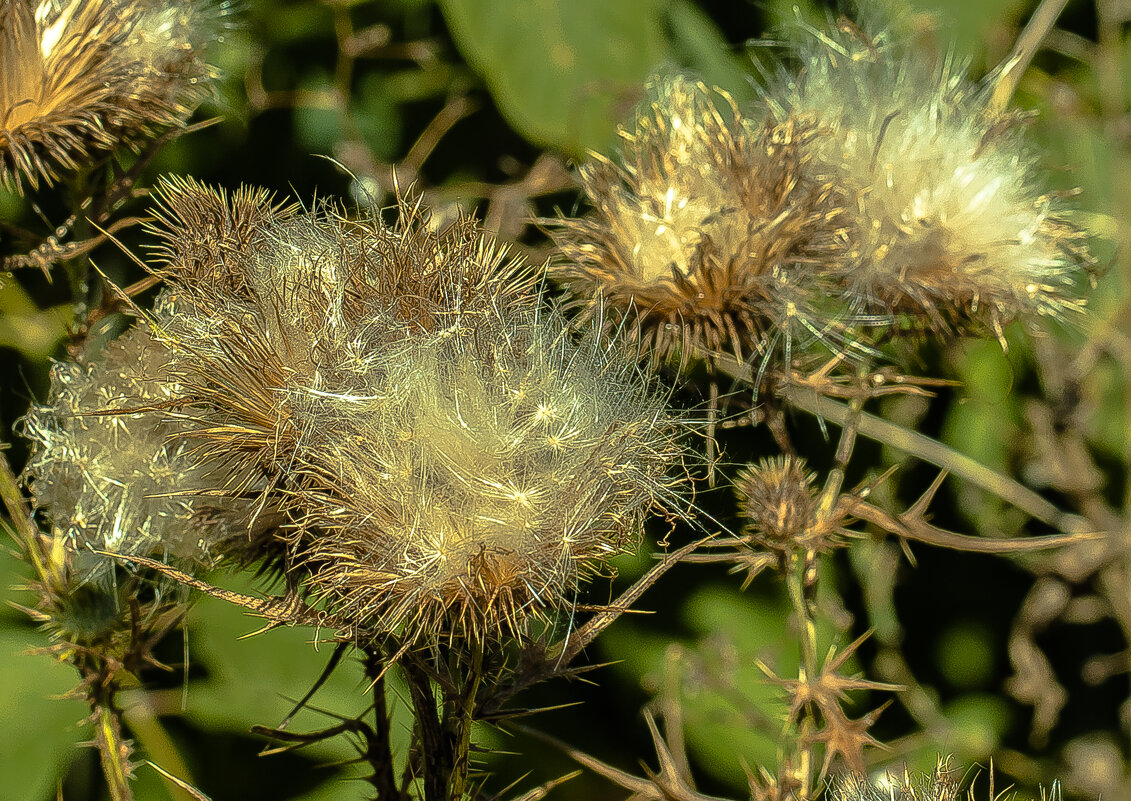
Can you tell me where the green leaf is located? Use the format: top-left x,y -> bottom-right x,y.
942,693 -> 1012,757
0,627 -> 89,801
0,282 -> 71,360
439,0 -> 670,156
351,75 -> 403,162
293,72 -> 343,155
182,577 -> 412,772
663,0 -> 759,106
602,583 -> 805,790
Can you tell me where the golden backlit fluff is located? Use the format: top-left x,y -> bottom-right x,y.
553,20 -> 1089,374
119,178 -> 683,642
0,0 -> 219,193
19,320 -> 259,587
766,19 -> 1088,341
551,75 -> 848,367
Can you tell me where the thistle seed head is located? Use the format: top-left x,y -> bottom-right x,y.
551,75 -> 847,367
768,19 -> 1088,340
0,0 -> 219,193
19,322 -> 259,585
140,180 -> 684,643
293,307 -> 682,641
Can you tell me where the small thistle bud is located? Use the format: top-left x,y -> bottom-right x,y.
20,321 -> 258,585
734,456 -> 831,557
0,0 -> 220,193
551,75 -> 846,367
769,19 -> 1088,340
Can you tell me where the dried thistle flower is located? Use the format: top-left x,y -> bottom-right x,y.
295,307 -> 682,640
20,320 -> 260,585
141,179 -> 683,642
551,75 -> 847,368
767,19 -> 1088,341
0,0 -> 219,193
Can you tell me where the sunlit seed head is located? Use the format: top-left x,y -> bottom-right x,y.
19,323 -> 258,586
136,180 -> 686,643
294,307 -> 684,642
768,17 -> 1089,340
0,0 -> 221,193
551,74 -> 849,368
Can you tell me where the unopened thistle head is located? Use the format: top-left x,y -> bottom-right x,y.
551,75 -> 847,367
734,456 -> 839,558
767,19 -> 1088,341
0,0 -> 219,193
141,180 -> 683,642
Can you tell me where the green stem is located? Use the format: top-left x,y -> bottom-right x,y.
93,694 -> 135,801
780,385 -> 1091,534
449,644 -> 483,801
786,551 -> 818,800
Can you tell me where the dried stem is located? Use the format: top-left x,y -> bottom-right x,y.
989,0 -> 1073,111
448,643 -> 484,801
779,384 -> 1091,535
403,656 -> 448,801
362,648 -> 402,801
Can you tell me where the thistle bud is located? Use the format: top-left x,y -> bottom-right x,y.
734,456 -> 830,557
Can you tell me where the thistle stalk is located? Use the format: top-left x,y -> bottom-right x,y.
448,643 -> 484,801
362,649 -> 400,801
93,693 -> 135,801
786,549 -> 819,799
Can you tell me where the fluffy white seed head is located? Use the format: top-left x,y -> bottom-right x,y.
20,321 -> 256,585
552,75 -> 847,366
767,19 -> 1088,338
141,180 -> 685,642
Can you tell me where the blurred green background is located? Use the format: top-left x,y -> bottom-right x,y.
1,0 -> 1127,799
